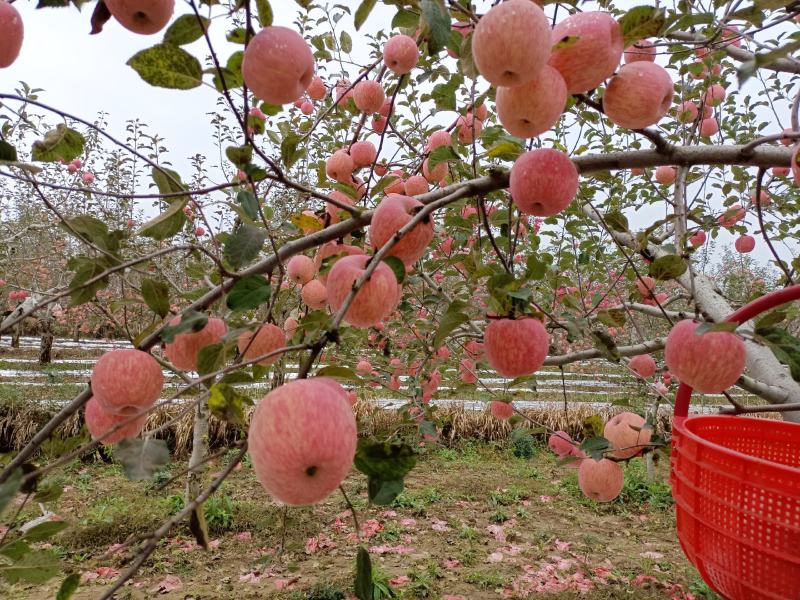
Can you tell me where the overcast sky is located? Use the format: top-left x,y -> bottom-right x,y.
0,1 -> 794,271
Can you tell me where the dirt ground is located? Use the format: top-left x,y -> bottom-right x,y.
3,439 -> 715,599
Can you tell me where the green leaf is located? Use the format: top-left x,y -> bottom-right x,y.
290,212 -> 323,232
648,255 -> 687,280
579,436 -> 611,461
127,43 -> 203,90
20,521 -> 67,543
392,8 -> 419,29
381,256 -> 406,285
590,329 -> 621,362
66,256 -> 109,306
225,145 -> 253,169
197,342 -> 227,376
236,191 -> 260,221
141,278 -> 170,318
0,469 -> 22,518
0,550 -> 60,584
486,139 -> 523,161
694,321 -> 739,335
596,308 -> 626,328
56,573 -> 80,600
618,5 -> 667,46
223,224 -> 266,269
428,144 -> 459,169
755,326 -> 800,382
226,274 -> 270,311
280,132 -> 303,169
255,0 -> 273,26
368,479 -> 404,506
0,540 -> 31,561
31,125 -> 85,163
355,546 -> 373,600
340,30 -> 353,53
163,14 -> 210,46
756,310 -> 787,329
208,383 -> 253,424
432,306 -> 469,349
605,210 -> 629,232
137,198 -> 187,240
421,0 -> 450,54
354,439 -> 418,498
354,0 -> 377,30
160,310 -> 208,343
315,366 -> 360,380
0,139 -> 18,161
115,438 -> 171,481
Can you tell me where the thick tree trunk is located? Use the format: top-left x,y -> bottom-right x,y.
72,323 -> 80,343
11,324 -> 20,348
39,318 -> 53,364
185,400 -> 209,503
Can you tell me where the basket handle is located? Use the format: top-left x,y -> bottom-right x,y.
674,284 -> 800,419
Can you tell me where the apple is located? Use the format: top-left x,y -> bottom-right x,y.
496,65 -> 567,138
603,62 -> 673,130
485,317 -> 549,377
105,0 -> 174,35
509,149 -> 579,216
383,34 -> 419,75
242,26 -> 315,105
0,0 -> 23,68
91,349 -> 164,416
238,323 -> 285,365
326,255 -> 398,328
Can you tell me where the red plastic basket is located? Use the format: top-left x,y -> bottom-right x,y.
670,286 -> 800,600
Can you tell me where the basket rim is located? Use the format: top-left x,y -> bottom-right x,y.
674,414 -> 800,475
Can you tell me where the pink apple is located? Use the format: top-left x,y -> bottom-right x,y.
704,83 -> 726,107
0,0 -> 23,68
383,34 -> 419,75
287,255 -> 315,285
664,319 -> 746,393
426,130 -> 452,152
735,234 -> 755,253
509,149 -> 579,216
248,378 -> 356,505
578,458 -> 624,502
677,100 -> 698,123
490,400 -> 514,420
350,140 -> 377,168
85,398 -> 147,445
603,62 -> 673,130
105,0 -> 174,35
301,279 -> 328,310
700,117 -> 719,137
423,158 -> 447,183
164,316 -> 227,372
326,255 -> 398,328
471,0 -> 551,87
629,354 -> 656,379
605,412 -> 651,459
689,230 -> 706,247
548,431 -> 575,457
306,75 -> 327,101
623,39 -> 656,63
91,349 -> 164,416
404,175 -> 429,197
655,165 -> 676,185
485,317 -> 549,377
238,323 -> 285,366
496,65 -> 567,138
325,150 -> 355,183
353,80 -> 386,114
242,26 -> 315,105
456,113 -> 482,144
549,11 -> 624,94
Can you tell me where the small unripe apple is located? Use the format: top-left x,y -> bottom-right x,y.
242,26 -> 315,105
105,0 -> 174,35
496,65 -> 567,138
578,458 -> 624,502
248,378 -> 356,505
664,319 -> 746,393
238,323 -> 285,366
603,62 -> 673,130
91,349 -> 164,416
509,149 -> 579,216
0,0 -> 24,68
383,34 -> 419,75
484,317 -> 549,377
472,0 -> 551,87
549,11 -> 623,94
